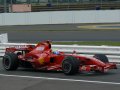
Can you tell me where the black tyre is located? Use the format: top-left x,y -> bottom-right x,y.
93,54 -> 109,63
2,53 -> 19,70
93,54 -> 109,73
62,56 -> 80,75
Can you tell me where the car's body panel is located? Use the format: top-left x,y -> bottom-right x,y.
5,41 -> 117,73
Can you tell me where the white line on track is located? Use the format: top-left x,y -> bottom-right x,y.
0,74 -> 120,85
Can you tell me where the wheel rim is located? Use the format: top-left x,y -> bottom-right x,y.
3,57 -> 11,69
63,62 -> 72,73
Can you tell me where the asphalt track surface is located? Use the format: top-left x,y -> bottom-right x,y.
0,59 -> 120,90
0,24 -> 120,43
0,24 -> 120,90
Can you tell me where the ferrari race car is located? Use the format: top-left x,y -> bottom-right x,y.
2,41 -> 117,75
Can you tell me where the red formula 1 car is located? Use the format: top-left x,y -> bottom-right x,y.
2,41 -> 117,75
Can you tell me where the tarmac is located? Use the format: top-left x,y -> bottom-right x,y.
0,23 -> 120,90
0,60 -> 120,90
0,23 -> 120,43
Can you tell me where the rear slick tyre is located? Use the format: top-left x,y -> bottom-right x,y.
3,53 -> 19,70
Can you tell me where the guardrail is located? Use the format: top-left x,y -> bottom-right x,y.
0,43 -> 120,63
52,45 -> 120,63
0,10 -> 120,26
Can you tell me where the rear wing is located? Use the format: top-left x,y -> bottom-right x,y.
5,45 -> 35,53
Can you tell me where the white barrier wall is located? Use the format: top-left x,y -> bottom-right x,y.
0,10 -> 120,26
0,43 -> 120,63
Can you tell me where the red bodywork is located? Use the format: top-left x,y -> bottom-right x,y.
5,41 -> 117,73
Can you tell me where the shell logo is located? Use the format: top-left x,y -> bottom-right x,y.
38,57 -> 45,64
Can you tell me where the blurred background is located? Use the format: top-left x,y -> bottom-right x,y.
0,0 -> 120,13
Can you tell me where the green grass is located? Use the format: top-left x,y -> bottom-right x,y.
52,41 -> 120,46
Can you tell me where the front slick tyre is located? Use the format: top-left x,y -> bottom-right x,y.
2,53 -> 19,71
62,56 -> 80,75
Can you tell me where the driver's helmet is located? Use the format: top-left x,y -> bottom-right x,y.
53,50 -> 60,55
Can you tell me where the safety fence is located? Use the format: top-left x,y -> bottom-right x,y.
0,10 -> 120,26
0,43 -> 120,63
